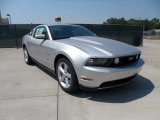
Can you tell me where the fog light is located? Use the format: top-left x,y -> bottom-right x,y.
114,58 -> 119,64
81,76 -> 93,81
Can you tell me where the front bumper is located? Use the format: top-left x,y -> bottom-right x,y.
77,58 -> 144,88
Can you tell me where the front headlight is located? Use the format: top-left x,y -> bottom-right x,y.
85,58 -> 108,66
85,58 -> 120,67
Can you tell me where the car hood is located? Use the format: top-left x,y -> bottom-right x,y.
57,36 -> 141,57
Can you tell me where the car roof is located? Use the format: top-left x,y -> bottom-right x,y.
47,24 -> 81,27
35,24 -> 82,29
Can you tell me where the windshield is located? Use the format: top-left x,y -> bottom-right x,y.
49,25 -> 95,40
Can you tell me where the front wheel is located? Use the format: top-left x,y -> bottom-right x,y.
23,47 -> 33,65
56,58 -> 79,93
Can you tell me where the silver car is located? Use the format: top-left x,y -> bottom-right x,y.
22,24 -> 144,93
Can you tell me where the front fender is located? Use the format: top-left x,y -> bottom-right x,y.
52,42 -> 90,77
56,44 -> 89,67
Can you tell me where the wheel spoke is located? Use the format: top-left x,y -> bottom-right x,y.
64,63 -> 68,73
59,75 -> 65,82
65,78 -> 70,87
58,66 -> 65,75
66,72 -> 71,78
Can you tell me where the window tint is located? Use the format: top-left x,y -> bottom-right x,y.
49,25 -> 95,40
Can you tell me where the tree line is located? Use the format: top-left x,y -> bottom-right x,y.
103,17 -> 160,30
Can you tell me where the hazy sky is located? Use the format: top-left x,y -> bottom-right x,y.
0,0 -> 159,24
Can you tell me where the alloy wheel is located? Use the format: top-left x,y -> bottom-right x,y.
24,48 -> 28,63
57,62 -> 72,88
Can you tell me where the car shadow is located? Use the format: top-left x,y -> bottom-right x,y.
72,75 -> 154,103
34,63 -> 154,103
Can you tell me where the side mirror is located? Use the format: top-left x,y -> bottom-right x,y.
35,34 -> 48,40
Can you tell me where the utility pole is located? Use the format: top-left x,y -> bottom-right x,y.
0,10 -> 2,22
7,14 -> 11,24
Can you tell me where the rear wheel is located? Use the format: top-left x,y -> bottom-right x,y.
23,47 -> 33,65
56,58 -> 79,93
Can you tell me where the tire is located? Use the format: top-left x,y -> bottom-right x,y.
23,47 -> 33,65
56,58 -> 79,93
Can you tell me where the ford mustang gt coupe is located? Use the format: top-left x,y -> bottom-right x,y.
22,24 -> 144,93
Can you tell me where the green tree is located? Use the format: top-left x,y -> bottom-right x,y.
151,18 -> 160,29
105,17 -> 127,25
103,17 -> 160,30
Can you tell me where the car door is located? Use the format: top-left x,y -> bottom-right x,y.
32,26 -> 58,69
31,26 -> 48,64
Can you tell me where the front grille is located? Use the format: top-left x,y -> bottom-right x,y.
99,75 -> 137,88
104,54 -> 140,67
112,54 -> 140,67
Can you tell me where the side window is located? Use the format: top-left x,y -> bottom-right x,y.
34,27 -> 48,38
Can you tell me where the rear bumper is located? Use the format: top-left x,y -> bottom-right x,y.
78,58 -> 144,88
